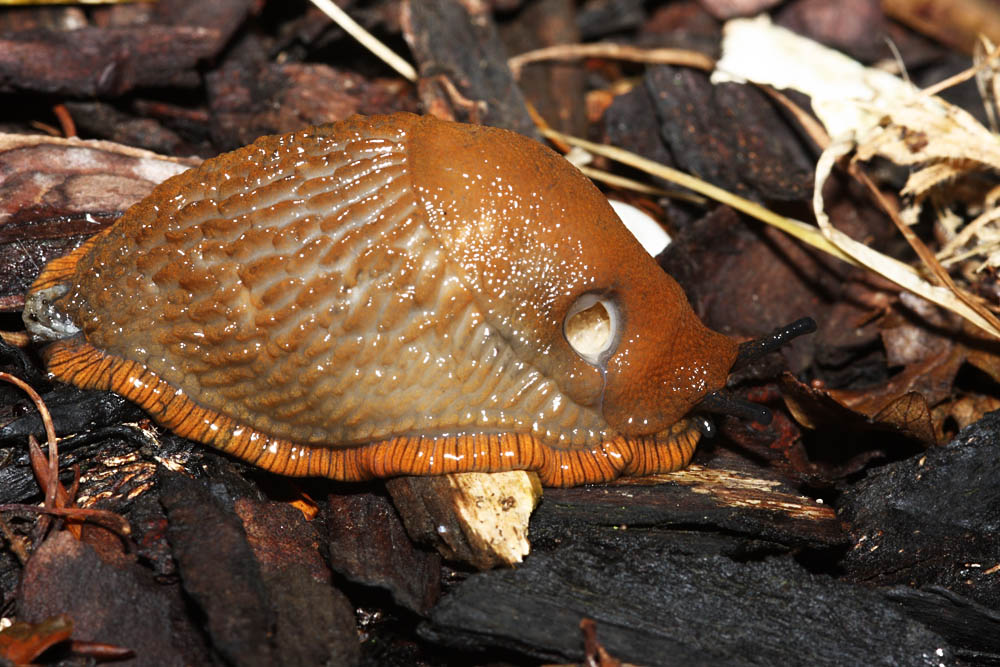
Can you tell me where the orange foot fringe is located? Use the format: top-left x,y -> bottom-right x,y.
43,338 -> 700,487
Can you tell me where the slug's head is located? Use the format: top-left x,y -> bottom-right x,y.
407,116 -> 813,439
556,281 -> 817,439
566,277 -> 741,437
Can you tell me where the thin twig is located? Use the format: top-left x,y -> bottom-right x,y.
577,165 -> 705,203
0,504 -> 131,539
525,102 -> 570,152
0,514 -> 28,564
0,373 -> 133,546
52,103 -> 76,138
69,641 -> 135,661
0,373 -> 59,522
0,374 -> 57,448
942,240 -> 1000,268
918,40 -> 1000,98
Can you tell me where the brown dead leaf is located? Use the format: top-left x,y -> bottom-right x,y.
881,292 -> 954,367
782,373 -> 936,447
961,319 -> 1000,385
933,394 -> 1000,433
830,340 -> 963,424
784,289 -> 1000,454
0,614 -> 73,665
869,392 -> 937,444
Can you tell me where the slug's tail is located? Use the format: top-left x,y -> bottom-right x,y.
24,238 -> 100,342
23,231 -> 111,342
28,238 -> 93,292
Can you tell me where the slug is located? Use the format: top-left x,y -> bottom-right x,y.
23,112 -> 812,487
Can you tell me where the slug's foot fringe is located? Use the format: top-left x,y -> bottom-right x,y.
615,420 -> 701,477
41,338 -> 700,486
41,338 -> 341,476
287,428 -> 699,486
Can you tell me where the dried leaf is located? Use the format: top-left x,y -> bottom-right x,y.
714,15 -> 913,139
869,392 -> 936,444
782,374 -> 937,447
854,101 -> 1000,172
714,14 -> 1000,338
934,395 -> 1000,432
963,338 -> 1000,385
0,614 -> 73,664
814,137 -> 1000,338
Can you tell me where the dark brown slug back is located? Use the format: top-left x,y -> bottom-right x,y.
24,112 -> 744,487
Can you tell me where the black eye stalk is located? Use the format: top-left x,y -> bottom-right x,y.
733,317 -> 817,369
695,317 -> 817,436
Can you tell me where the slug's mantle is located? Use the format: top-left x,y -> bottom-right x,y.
23,113 -> 738,487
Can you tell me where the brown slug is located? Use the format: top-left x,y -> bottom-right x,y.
22,112 -> 813,487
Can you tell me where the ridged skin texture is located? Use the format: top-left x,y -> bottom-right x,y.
25,113 -> 738,486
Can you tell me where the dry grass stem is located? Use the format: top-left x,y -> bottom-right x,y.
576,165 -> 705,203
814,139 -> 1000,338
309,0 -> 418,82
541,127 -> 863,269
509,43 -> 714,78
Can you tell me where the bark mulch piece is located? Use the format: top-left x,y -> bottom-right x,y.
0,422 -> 156,507
884,586 -> 1000,659
207,60 -> 417,150
776,0 -> 893,62
500,0 -> 587,136
0,387 -> 143,451
159,473 -> 274,666
17,531 -> 208,666
644,66 -> 815,202
160,472 -> 360,667
403,0 -> 538,136
325,488 -> 441,616
0,0 -> 256,97
839,410 -> 1000,611
421,542 -> 951,666
0,134 -> 197,311
61,101 -> 190,157
0,26 -> 219,97
533,449 -> 845,551
237,497 -> 361,667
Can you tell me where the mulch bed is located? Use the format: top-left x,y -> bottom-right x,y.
1,1 -> 999,665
